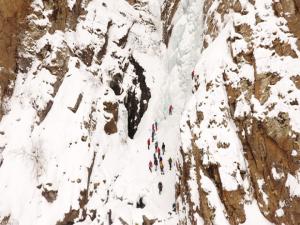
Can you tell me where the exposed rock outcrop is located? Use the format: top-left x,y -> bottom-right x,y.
161,0 -> 181,46
125,56 -> 151,138
42,188 -> 58,203
0,0 -> 30,119
177,0 -> 300,224
103,101 -> 119,135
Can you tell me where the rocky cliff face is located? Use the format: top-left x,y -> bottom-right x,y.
0,0 -> 30,118
161,0 -> 181,46
0,0 -> 161,224
176,0 -> 300,224
1,0 -> 300,225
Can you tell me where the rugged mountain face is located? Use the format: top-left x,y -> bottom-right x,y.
0,0 -> 163,224
0,0 -> 300,225
176,0 -> 300,224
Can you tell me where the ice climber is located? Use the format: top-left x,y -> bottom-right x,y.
154,155 -> 158,171
149,160 -> 153,172
158,182 -> 163,194
153,153 -> 157,162
162,142 -> 165,155
157,147 -> 161,157
160,160 -> 164,175
192,70 -> 195,79
168,157 -> 172,170
169,105 -> 173,115
152,131 -> 155,142
147,138 -> 150,149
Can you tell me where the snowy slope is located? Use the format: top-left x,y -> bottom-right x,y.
1,0 -> 300,225
0,0 -> 181,224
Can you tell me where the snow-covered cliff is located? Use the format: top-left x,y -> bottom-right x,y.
177,0 -> 300,224
0,0 -> 300,225
0,0 -> 175,224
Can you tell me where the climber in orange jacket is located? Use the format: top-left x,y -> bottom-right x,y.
159,160 -> 164,175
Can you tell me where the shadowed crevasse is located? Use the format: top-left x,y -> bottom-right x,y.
125,56 -> 151,139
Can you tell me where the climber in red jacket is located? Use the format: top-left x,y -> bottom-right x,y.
157,147 -> 161,157
192,70 -> 195,79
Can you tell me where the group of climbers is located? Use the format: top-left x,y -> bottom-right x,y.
146,113 -> 174,195
146,69 -> 195,196
148,142 -> 169,175
148,137 -> 172,175
149,70 -> 195,195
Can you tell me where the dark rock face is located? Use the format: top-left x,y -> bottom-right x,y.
103,101 -> 119,135
125,56 -> 151,139
136,197 -> 145,208
42,188 -> 58,203
44,0 -> 85,33
161,0 -> 181,46
96,20 -> 113,64
142,215 -> 157,225
109,73 -> 123,96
